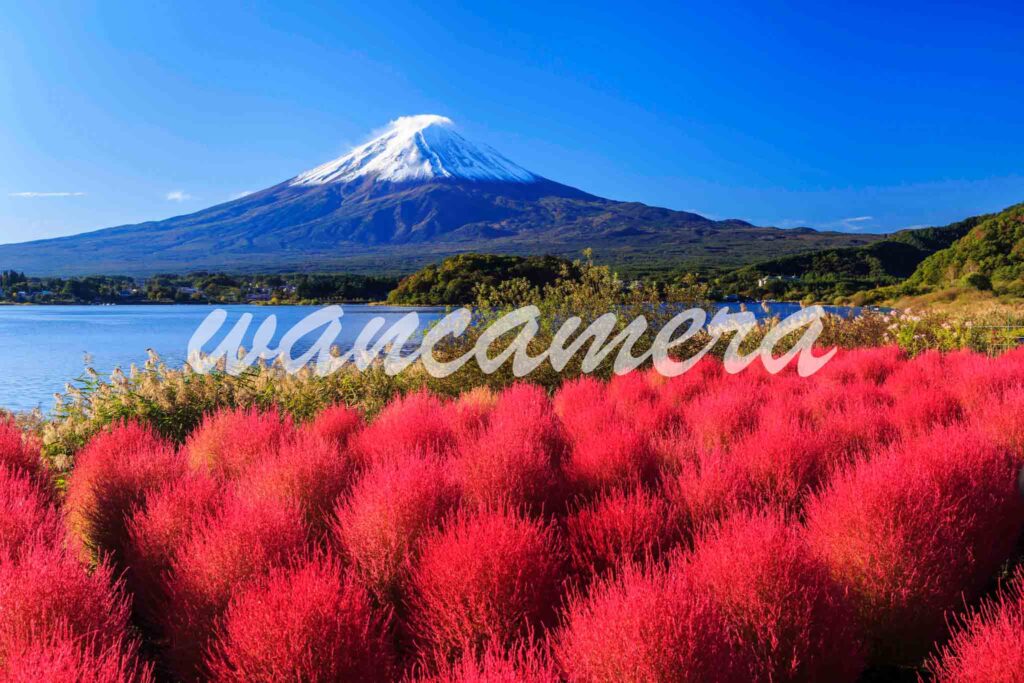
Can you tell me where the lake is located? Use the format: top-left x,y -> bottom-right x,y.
0,301 -> 878,412
0,304 -> 448,413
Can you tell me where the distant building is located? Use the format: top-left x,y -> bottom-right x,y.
756,275 -> 799,288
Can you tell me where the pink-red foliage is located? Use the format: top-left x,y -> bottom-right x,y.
687,511 -> 865,682
300,403 -> 363,447
407,507 -> 565,664
664,447 -> 753,531
161,493 -> 308,679
0,630 -> 153,683
565,484 -> 682,577
556,559 -> 755,682
332,454 -> 459,601
0,467 -> 62,558
237,431 -> 355,529
352,390 -> 461,465
455,383 -> 568,514
682,376 -> 765,451
0,542 -> 131,662
725,414 -> 843,513
805,424 -> 1024,664
208,554 -> 394,683
563,416 -> 658,495
927,570 -> 1024,683
124,471 -> 222,623
184,407 -> 293,479
414,639 -> 560,683
0,418 -> 44,483
64,421 -> 183,560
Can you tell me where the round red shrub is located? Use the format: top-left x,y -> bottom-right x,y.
161,493 -> 308,679
555,559 -> 754,683
456,383 -> 567,514
975,385 -> 1024,463
184,407 -> 293,479
664,447 -> 753,531
682,377 -> 765,451
606,370 -> 681,436
565,484 -> 682,578
927,570 -> 1024,683
0,419 -> 44,483
564,417 -> 658,495
407,506 -> 565,664
726,415 -> 841,513
208,554 -> 394,683
805,424 -> 1024,664
351,391 -> 460,465
0,467 -> 62,558
819,346 -> 902,385
238,431 -> 355,529
0,542 -> 131,663
687,511 -> 865,682
301,403 -> 363,448
332,454 -> 459,601
64,421 -> 183,561
414,638 -> 560,683
0,630 -> 153,683
552,376 -> 606,443
124,471 -> 222,624
452,386 -> 497,440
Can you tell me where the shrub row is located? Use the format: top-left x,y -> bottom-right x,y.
4,346 -> 1024,681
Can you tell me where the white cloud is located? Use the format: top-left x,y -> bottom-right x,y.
9,191 -> 86,198
820,215 -> 874,231
165,190 -> 194,202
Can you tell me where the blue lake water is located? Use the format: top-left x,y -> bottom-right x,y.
0,301 -> 879,413
0,304 -> 446,413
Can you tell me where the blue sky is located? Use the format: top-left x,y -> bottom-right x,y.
2,1 -> 1023,243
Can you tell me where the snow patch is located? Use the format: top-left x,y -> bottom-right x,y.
292,115 -> 537,185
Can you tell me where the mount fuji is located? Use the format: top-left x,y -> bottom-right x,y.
0,115 -> 880,276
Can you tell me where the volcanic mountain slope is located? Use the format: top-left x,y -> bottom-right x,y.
0,115 -> 881,276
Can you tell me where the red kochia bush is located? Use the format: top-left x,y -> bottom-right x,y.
683,376 -> 765,452
687,512 -> 865,682
0,467 -> 63,557
927,570 -> 1024,683
0,418 -> 44,483
556,559 -> 754,683
456,383 -> 567,514
0,543 -> 131,662
124,471 -> 222,623
562,412 -> 658,494
352,390 -> 460,465
208,554 -> 394,683
805,424 -> 1024,664
605,370 -> 681,435
238,431 -> 355,529
553,378 -> 660,492
407,507 -> 565,664
414,638 -> 560,683
300,403 -> 363,447
0,630 -> 153,683
664,446 -> 754,531
185,407 -> 293,479
566,484 -> 682,578
332,454 -> 459,601
64,421 -> 183,560
725,415 -> 841,513
162,493 -> 308,679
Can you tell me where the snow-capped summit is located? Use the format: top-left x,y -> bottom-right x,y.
292,114 -> 538,185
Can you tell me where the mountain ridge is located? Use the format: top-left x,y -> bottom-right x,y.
0,115 -> 883,276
